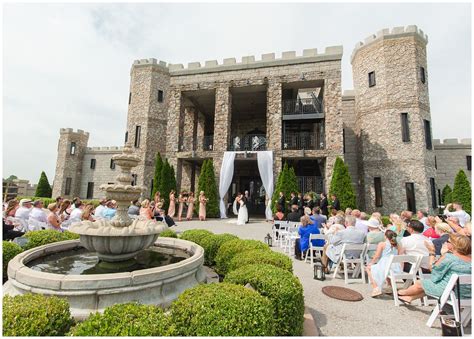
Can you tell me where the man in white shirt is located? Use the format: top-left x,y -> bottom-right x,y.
14,199 -> 33,220
400,220 -> 430,271
352,209 -> 368,235
94,199 -> 107,220
29,200 -> 48,223
416,210 -> 429,232
444,202 -> 471,227
69,202 -> 84,222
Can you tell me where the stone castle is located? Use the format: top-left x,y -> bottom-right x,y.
52,25 -> 472,215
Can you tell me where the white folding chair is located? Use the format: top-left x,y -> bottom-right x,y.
333,243 -> 367,284
6,217 -> 27,232
417,256 -> 437,306
363,243 -> 379,284
426,274 -> 472,331
277,221 -> 290,247
283,224 -> 299,256
385,254 -> 422,306
27,218 -> 47,231
305,234 -> 326,264
272,220 -> 284,244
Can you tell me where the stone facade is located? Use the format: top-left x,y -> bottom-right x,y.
433,139 -> 472,192
52,25 -> 471,214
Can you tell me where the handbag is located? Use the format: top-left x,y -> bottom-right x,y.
439,278 -> 463,336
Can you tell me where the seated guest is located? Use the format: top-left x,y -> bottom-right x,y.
46,203 -> 62,231
15,199 -> 33,221
399,220 -> 431,271
94,199 -> 108,220
128,200 -> 140,216
311,207 -> 327,228
462,222 -> 472,238
388,214 -> 407,241
295,215 -> 324,260
366,217 -> 385,258
274,205 -> 285,221
327,209 -> 338,226
154,209 -> 177,227
432,222 -> 452,255
324,215 -> 345,240
400,210 -> 413,224
29,200 -> 48,224
321,215 -> 365,272
417,210 -> 429,232
69,202 -> 84,222
58,199 -> 71,222
287,205 -> 301,222
352,209 -> 368,235
303,207 -> 312,216
81,204 -> 95,222
423,216 -> 440,239
103,200 -> 117,220
4,200 -> 19,226
398,234 -> 471,303
444,202 -> 471,227
3,218 -> 24,240
345,208 -> 353,216
139,199 -> 154,220
371,212 -> 383,228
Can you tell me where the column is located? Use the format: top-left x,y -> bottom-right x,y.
196,112 -> 205,151
266,81 -> 282,150
213,86 -> 231,152
183,106 -> 195,151
166,88 -> 182,155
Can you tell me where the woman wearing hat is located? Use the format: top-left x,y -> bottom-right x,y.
366,217 -> 385,259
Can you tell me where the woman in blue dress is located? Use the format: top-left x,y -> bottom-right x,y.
366,230 -> 401,297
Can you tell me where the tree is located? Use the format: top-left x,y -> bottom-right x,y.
329,157 -> 356,210
451,169 -> 472,215
35,171 -> 52,198
441,184 -> 453,205
197,159 -> 219,217
271,162 -> 298,213
159,160 -> 173,211
4,175 -> 17,182
151,153 -> 163,199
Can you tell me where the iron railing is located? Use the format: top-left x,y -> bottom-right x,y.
297,176 -> 324,194
282,131 -> 325,150
229,134 -> 267,151
282,98 -> 323,115
178,136 -> 214,152
202,136 -> 214,151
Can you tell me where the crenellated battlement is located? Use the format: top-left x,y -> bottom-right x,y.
433,138 -> 472,147
351,25 -> 428,63
60,128 -> 90,137
86,146 -> 124,152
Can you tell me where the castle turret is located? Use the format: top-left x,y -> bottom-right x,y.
126,59 -> 170,197
52,128 -> 89,198
351,26 -> 437,214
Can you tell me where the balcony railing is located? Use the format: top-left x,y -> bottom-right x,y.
297,176 -> 324,194
229,134 -> 267,151
178,136 -> 214,152
283,131 -> 325,150
283,98 -> 323,115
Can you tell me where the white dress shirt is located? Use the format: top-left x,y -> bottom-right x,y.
355,218 -> 368,235
94,204 -> 106,219
400,233 -> 431,269
14,206 -> 31,220
29,207 -> 48,223
70,208 -> 83,221
443,208 -> 471,227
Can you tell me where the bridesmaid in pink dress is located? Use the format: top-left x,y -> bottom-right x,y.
177,192 -> 185,222
186,192 -> 195,221
168,190 -> 176,218
199,191 -> 208,221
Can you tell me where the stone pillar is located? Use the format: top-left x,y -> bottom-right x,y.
213,86 -> 232,152
196,112 -> 205,150
166,88 -> 182,155
181,161 -> 193,191
266,82 -> 282,150
183,106 -> 195,151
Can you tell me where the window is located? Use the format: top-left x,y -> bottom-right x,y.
125,131 -> 128,143
131,174 -> 138,186
342,128 -> 346,153
430,178 -> 437,209
110,159 -> 116,170
128,92 -> 132,105
374,177 -> 383,207
467,156 -> 472,171
90,159 -> 96,169
65,178 -> 72,195
438,189 -> 442,206
424,120 -> 432,150
401,113 -> 410,142
86,182 -> 94,199
134,126 -> 141,148
368,71 -> 376,87
434,156 -> 437,169
70,142 -> 76,155
420,66 -> 426,84
405,182 -> 416,213
158,90 -> 164,102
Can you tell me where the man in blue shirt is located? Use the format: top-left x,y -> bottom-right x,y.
310,207 -> 326,228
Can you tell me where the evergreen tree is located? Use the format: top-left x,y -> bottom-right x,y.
151,153 -> 163,199
271,165 -> 285,213
35,171 -> 52,198
451,170 -> 472,215
270,162 -> 298,213
197,159 -> 219,217
159,160 -> 172,211
329,157 -> 357,210
441,184 -> 453,205
287,166 -> 299,196
170,165 -> 177,197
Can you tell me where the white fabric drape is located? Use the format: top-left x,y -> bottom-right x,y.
257,151 -> 274,221
219,152 -> 236,218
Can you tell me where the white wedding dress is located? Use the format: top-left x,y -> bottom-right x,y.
237,200 -> 248,225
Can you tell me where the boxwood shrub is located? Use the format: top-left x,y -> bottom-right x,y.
381,216 -> 391,227
3,241 -> 23,281
3,294 -> 73,336
158,229 -> 178,238
69,303 -> 173,336
179,229 -> 213,245
225,264 -> 305,336
215,239 -> 269,275
24,230 -> 80,250
170,283 -> 275,336
228,249 -> 293,273
199,233 -> 239,266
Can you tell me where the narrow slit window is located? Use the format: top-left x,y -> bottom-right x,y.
125,131 -> 128,143
401,113 -> 410,142
110,159 -> 115,170
430,178 -> 436,209
368,71 -> 376,87
90,159 -> 96,169
405,182 -> 416,213
134,126 -> 141,148
424,120 -> 432,150
65,178 -> 72,195
467,156 -> 472,171
131,174 -> 138,186
70,142 -> 76,155
374,177 -> 383,207
87,182 -> 94,199
128,92 -> 132,105
420,66 -> 426,84
158,90 -> 164,102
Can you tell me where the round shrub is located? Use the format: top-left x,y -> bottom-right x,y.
24,230 -> 80,250
170,283 -> 275,336
159,229 -> 178,238
381,216 -> 391,227
215,239 -> 269,275
228,249 -> 293,273
199,233 -> 239,266
225,264 -> 305,336
69,303 -> 173,336
3,241 -> 23,281
3,294 -> 73,336
179,229 -> 213,245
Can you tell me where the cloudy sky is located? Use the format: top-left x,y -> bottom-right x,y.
3,2 -> 471,184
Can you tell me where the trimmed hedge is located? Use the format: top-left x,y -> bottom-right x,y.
170,283 -> 275,336
158,229 -> 178,238
3,241 -> 23,280
24,230 -> 80,250
200,233 -> 239,266
225,264 -> 305,336
215,239 -> 269,275
179,229 -> 213,245
3,294 -> 73,336
381,216 -> 391,227
17,197 -> 101,208
69,303 -> 173,336
228,249 -> 293,273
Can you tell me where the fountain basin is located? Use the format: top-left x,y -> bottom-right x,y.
4,237 -> 206,320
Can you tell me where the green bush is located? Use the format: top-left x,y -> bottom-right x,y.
24,230 -> 80,250
17,196 -> 55,208
228,249 -> 293,273
329,157 -> 357,210
225,264 -> 305,336
196,159 -> 219,218
215,239 -> 269,275
69,303 -> 173,336
381,216 -> 391,227
3,241 -> 23,280
179,229 -> 214,245
200,233 -> 239,266
170,283 -> 275,336
452,170 -> 472,215
35,171 -> 52,198
159,229 -> 178,238
3,294 -> 73,336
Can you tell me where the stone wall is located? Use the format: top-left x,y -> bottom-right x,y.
434,138 -> 472,191
341,90 -> 359,204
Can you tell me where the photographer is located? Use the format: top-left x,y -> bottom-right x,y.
443,202 -> 471,227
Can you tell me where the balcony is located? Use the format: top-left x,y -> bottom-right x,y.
178,136 -> 214,152
282,98 -> 324,120
282,131 -> 325,150
229,134 -> 267,151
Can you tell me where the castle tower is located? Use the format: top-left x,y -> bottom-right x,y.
126,59 -> 170,197
52,128 -> 89,198
351,26 -> 437,214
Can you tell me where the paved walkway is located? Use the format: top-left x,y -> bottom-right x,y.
173,218 -> 468,336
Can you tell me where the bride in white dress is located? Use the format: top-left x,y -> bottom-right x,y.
237,194 -> 248,225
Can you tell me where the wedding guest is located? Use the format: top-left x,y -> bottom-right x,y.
366,217 -> 385,258
295,215 -> 324,260
94,198 -> 108,220
186,192 -> 195,221
287,205 -> 300,222
423,216 -> 440,239
330,193 -> 340,212
444,202 -> 471,227
15,199 -> 33,221
58,199 -> 71,222
320,193 -> 329,216
177,192 -> 186,222
81,204 -> 95,222
154,191 -> 164,210
29,200 -> 48,224
297,193 -> 304,216
128,200 -> 140,216
274,205 -> 285,221
168,190 -> 176,218
198,191 -> 208,221
46,203 -> 62,230
276,192 -> 286,214
103,200 -> 116,220
432,222 -> 452,255
139,199 -> 154,220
